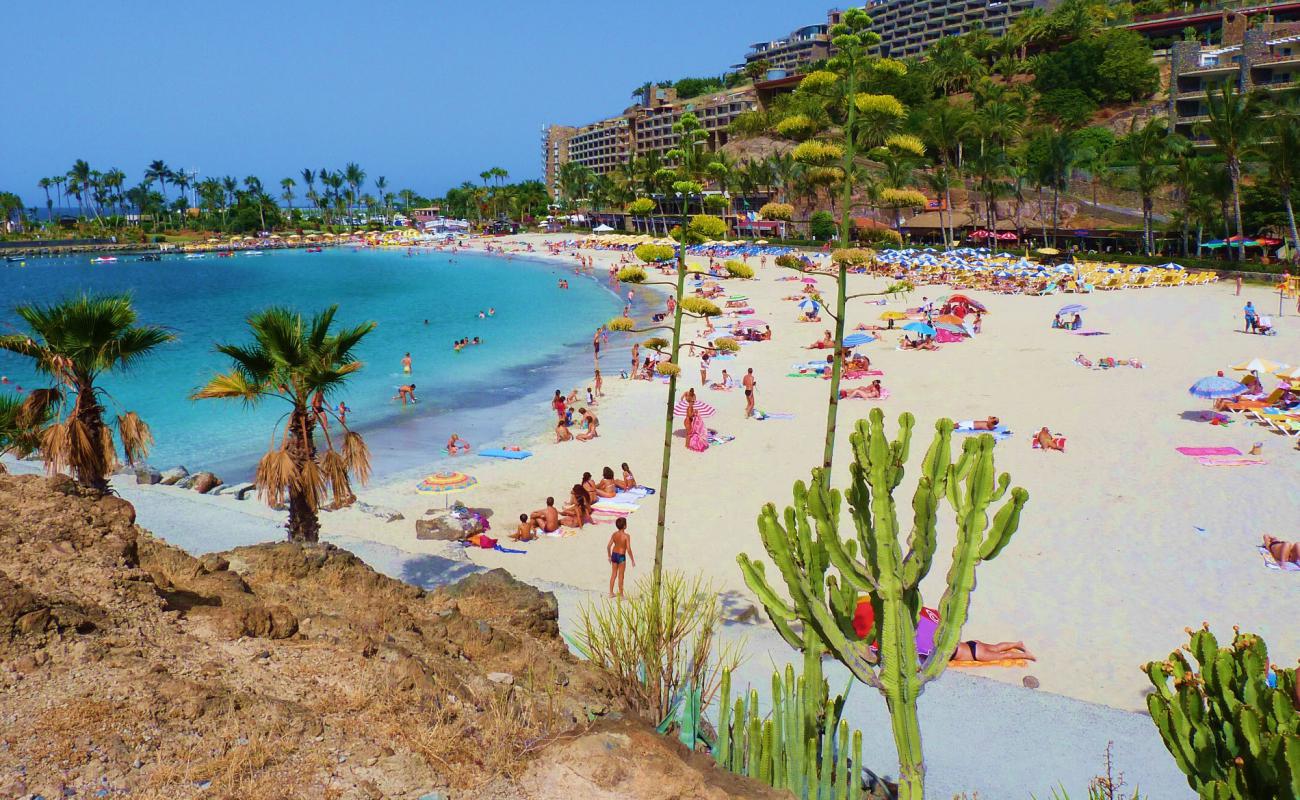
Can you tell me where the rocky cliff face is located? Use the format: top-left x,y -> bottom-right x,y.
0,473 -> 777,800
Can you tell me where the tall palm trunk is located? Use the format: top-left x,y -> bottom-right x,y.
1285,194 -> 1300,265
286,407 -> 320,542
1229,156 -> 1245,263
72,385 -> 110,494
651,231 -> 690,584
824,68 -> 859,471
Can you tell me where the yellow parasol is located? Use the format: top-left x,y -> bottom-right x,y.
880,311 -> 909,320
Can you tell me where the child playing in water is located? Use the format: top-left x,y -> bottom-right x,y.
607,517 -> 635,597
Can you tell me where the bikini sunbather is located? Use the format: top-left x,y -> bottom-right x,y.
615,462 -> 636,490
1035,427 -> 1065,452
560,484 -> 593,528
841,380 -> 884,400
951,640 -> 1037,663
961,416 -> 1000,431
1262,534 -> 1300,565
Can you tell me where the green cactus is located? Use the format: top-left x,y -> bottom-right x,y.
712,664 -> 863,799
738,409 -> 1029,800
1144,624 -> 1300,799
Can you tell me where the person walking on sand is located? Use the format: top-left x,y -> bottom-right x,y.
402,352 -> 412,375
743,368 -> 756,418
607,517 -> 635,597
1245,301 -> 1258,333
700,351 -> 710,385
594,368 -> 603,397
631,343 -> 640,379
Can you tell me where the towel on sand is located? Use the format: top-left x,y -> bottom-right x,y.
949,659 -> 1032,668
1196,455 -> 1266,466
754,411 -> 795,420
540,527 -> 579,538
955,423 -> 1012,441
1176,447 -> 1241,456
1258,546 -> 1300,571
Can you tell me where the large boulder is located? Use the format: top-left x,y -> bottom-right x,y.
415,513 -> 468,541
190,472 -> 222,494
158,466 -> 189,486
134,465 -> 162,485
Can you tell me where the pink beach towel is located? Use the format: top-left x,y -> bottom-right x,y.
1176,447 -> 1242,456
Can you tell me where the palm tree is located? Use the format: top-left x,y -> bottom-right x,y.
68,160 -> 92,219
280,177 -> 297,213
1260,96 -> 1300,263
1196,82 -> 1261,262
38,178 -> 53,222
915,99 -> 971,248
343,163 -> 365,221
146,160 -> 172,204
0,294 -> 173,493
374,176 -> 388,220
102,169 -> 126,218
52,176 -> 67,219
1112,117 -> 1177,255
194,307 -> 377,542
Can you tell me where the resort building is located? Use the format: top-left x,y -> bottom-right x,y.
741,17 -> 834,74
1122,1 -> 1300,45
542,84 -> 758,195
1169,17 -> 1300,146
866,0 -> 1056,59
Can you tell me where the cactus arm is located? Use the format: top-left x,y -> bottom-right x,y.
737,553 -> 803,649
715,670 -> 732,761
979,486 -> 1028,560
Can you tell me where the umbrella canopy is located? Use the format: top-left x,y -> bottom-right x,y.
902,322 -> 936,336
798,299 -> 820,311
673,397 -> 716,417
880,311 -> 909,320
1058,304 -> 1087,315
1188,376 -> 1247,399
842,332 -> 876,346
801,277 -> 818,284
1232,358 -> 1289,374
933,313 -> 965,325
948,294 -> 986,312
416,472 -> 478,495
934,322 -> 968,335
592,224 -> 615,233
1036,247 -> 1061,255
1275,366 -> 1300,381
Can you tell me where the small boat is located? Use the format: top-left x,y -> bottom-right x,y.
184,254 -> 206,260
136,254 -> 161,262
4,255 -> 27,263
217,251 -> 235,258
243,250 -> 264,256
306,247 -> 323,253
90,256 -> 118,264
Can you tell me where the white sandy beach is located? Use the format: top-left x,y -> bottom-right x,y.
316,233 -> 1299,715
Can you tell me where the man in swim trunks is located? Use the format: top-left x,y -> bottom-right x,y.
743,368 -> 756,418
607,517 -> 635,597
394,384 -> 417,405
529,497 -> 561,533
402,352 -> 412,374
512,513 -> 538,542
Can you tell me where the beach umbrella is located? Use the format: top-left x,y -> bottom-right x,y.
416,471 -> 478,507
673,397 -> 716,417
1275,366 -> 1300,381
1232,358 -> 1289,374
799,298 -> 820,312
934,322 -> 968,335
934,313 -> 964,325
801,277 -> 818,284
1058,304 -> 1087,315
902,322 -> 936,336
880,310 -> 908,320
1188,376 -> 1247,399
843,332 -> 876,346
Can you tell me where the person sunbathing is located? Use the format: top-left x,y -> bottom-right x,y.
595,467 -> 621,498
950,640 -> 1037,663
615,462 -> 636,490
1262,535 -> 1300,565
555,419 -> 573,443
1035,427 -> 1065,451
576,408 -> 599,441
709,369 -> 734,390
962,416 -> 1000,431
512,513 -> 539,542
807,330 -> 834,349
847,354 -> 871,372
840,380 -> 884,400
560,484 -> 593,528
528,497 -> 561,533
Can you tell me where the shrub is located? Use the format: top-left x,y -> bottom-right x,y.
617,266 -> 648,283
723,260 -> 754,279
634,244 -> 675,264
775,114 -> 819,140
877,188 -> 928,209
627,198 -> 656,215
680,297 -> 721,316
702,194 -> 729,212
654,361 -> 681,377
854,93 -> 906,117
792,140 -> 844,165
572,572 -> 743,724
759,202 -> 795,222
859,227 -> 905,247
884,133 -> 926,156
809,211 -> 836,241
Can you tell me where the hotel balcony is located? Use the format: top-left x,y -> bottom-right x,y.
1181,62 -> 1239,77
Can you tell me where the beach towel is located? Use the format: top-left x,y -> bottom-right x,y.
593,501 -> 639,514
1072,330 -> 1108,336
1196,455 -> 1266,467
754,411 -> 795,420
540,527 -> 580,538
612,488 -> 650,503
787,372 -> 822,378
479,447 -> 533,460
1176,447 -> 1241,456
707,432 -> 736,446
948,659 -> 1032,668
1031,436 -> 1067,450
1258,546 -> 1300,571
493,544 -> 527,554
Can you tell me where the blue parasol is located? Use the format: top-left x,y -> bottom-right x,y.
842,332 -> 876,347
1188,376 -> 1247,399
902,322 -> 936,336
1058,304 -> 1087,315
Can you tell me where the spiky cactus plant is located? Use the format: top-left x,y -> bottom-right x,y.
738,409 -> 1028,799
1144,625 -> 1300,799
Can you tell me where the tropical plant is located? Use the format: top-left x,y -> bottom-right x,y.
0,294 -> 173,492
0,393 -> 52,459
571,571 -> 742,728
1144,625 -> 1299,799
738,409 -> 1028,799
1196,83 -> 1262,262
1260,96 -> 1300,263
1109,117 -> 1178,255
193,306 -> 376,542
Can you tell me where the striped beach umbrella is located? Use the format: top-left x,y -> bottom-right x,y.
842,332 -> 877,347
673,397 -> 716,417
416,471 -> 478,495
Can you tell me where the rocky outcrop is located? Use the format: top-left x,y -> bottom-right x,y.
0,472 -> 779,799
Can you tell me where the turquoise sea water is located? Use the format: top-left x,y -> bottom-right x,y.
0,248 -> 623,478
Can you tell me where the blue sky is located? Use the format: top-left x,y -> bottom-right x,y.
1,0 -> 833,206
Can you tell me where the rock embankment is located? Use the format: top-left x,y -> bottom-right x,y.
0,472 -> 777,799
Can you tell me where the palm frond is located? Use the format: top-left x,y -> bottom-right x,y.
307,305 -> 339,350
320,449 -> 352,506
116,411 -> 154,466
341,430 -> 371,486
254,446 -> 295,507
214,343 -> 276,382
298,456 -> 325,511
191,371 -> 264,404
248,307 -> 308,368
